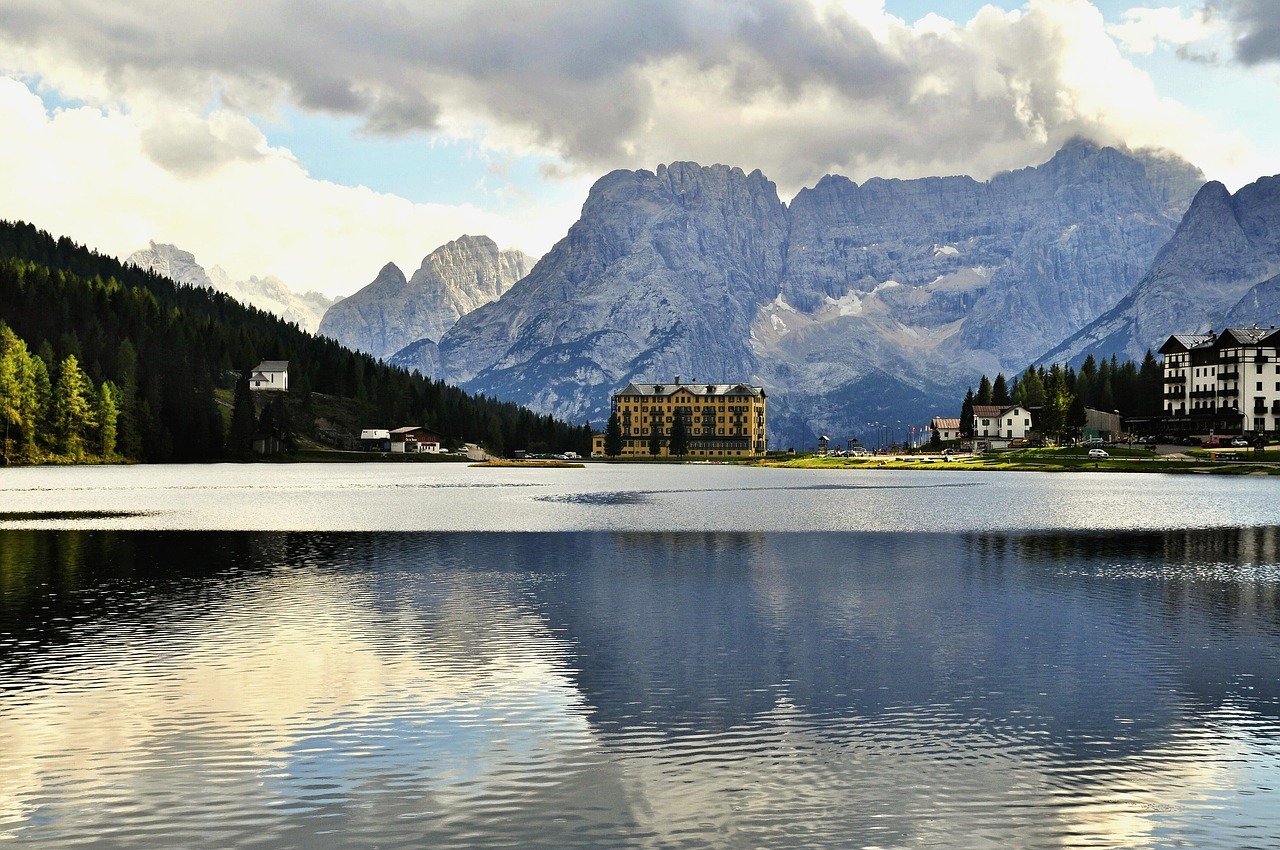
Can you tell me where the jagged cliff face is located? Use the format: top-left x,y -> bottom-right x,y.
320,235 -> 530,360
127,242 -> 336,332
427,163 -> 789,421
1040,175 -> 1280,366
401,142 -> 1200,446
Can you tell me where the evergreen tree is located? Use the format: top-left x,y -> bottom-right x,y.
0,323 -> 37,462
1139,350 -> 1163,417
1066,392 -> 1087,435
668,410 -> 689,458
228,367 -> 255,459
53,354 -> 96,461
648,425 -> 663,457
1015,366 -> 1045,408
1039,364 -> 1071,443
604,412 -> 623,458
992,373 -> 1011,406
960,388 -> 975,437
976,374 -> 993,405
96,381 -> 120,459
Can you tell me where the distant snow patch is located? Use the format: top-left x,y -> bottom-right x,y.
933,245 -> 960,256
825,290 -> 865,316
773,292 -> 797,312
770,314 -> 789,333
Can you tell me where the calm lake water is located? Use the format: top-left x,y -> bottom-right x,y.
2,464 -> 1279,848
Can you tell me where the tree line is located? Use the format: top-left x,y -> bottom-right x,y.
958,352 -> 1164,442
0,220 -> 590,463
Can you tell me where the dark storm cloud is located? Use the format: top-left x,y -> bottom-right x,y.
1223,0 -> 1280,64
0,0 -> 1177,186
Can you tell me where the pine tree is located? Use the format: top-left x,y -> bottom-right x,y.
605,412 -> 623,458
977,374 -> 994,405
1040,364 -> 1071,443
992,373 -> 1011,406
96,381 -> 120,459
1015,366 -> 1045,408
669,410 -> 689,458
960,388 -> 975,437
53,354 -> 96,461
648,425 -> 663,457
228,367 -> 255,460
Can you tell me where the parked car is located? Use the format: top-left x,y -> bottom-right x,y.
1230,438 -> 1249,447
1088,448 -> 1109,459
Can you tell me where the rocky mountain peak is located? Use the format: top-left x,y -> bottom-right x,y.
408,144 -> 1199,446
127,242 -> 335,332
318,236 -> 531,360
1039,172 -> 1280,366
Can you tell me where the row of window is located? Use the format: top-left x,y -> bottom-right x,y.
618,404 -> 760,414
626,417 -> 754,426
631,427 -> 749,436
1179,381 -> 1280,394
979,418 -> 1032,426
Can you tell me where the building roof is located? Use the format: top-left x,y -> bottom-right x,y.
971,404 -> 1023,418
390,426 -> 442,439
254,360 -> 289,372
617,380 -> 766,398
1158,333 -> 1214,354
931,417 -> 960,430
1213,327 -> 1272,348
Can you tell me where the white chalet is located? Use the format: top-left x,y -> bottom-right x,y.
249,360 -> 289,391
971,404 -> 1033,441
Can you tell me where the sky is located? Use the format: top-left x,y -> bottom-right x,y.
1,0 -> 1279,298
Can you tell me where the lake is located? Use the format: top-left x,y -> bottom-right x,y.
2,464 -> 1279,848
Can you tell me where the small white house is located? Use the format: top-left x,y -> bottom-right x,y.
971,404 -> 1033,440
249,360 -> 289,391
931,417 -> 960,441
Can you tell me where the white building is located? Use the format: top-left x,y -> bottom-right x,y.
1160,327 -> 1280,435
249,360 -> 289,391
970,404 -> 1033,441
930,417 -> 960,442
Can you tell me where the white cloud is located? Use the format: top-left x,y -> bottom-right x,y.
1108,6 -> 1221,55
0,0 -> 1276,293
0,77 -> 586,296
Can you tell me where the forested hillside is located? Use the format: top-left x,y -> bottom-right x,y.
0,220 -> 589,463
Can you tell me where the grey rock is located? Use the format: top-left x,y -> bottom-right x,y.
437,163 -> 790,424
320,235 -> 530,360
1041,175 -> 1280,366
433,143 -> 1201,447
127,242 -> 337,332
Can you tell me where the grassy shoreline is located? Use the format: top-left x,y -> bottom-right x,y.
750,446 -> 1280,475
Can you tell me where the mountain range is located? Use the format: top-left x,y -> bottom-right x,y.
127,242 -> 337,333
1040,175 -> 1280,365
317,235 -> 531,360
383,139 -> 1203,446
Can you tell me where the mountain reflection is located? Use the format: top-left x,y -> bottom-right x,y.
3,527 -> 1280,848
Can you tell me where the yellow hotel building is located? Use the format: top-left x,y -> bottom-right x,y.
593,377 -> 768,458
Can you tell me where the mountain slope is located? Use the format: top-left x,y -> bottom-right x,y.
1039,175 -> 1280,366
127,242 -> 336,332
412,142 -> 1200,446
320,235 -> 530,359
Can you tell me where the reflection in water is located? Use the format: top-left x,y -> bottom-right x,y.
0,528 -> 1278,848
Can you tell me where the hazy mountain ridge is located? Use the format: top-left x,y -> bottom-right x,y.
127,242 -> 337,332
401,141 -> 1201,445
1039,175 -> 1280,366
321,235 -> 531,359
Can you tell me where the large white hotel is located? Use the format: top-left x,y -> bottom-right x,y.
1160,327 -> 1280,436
